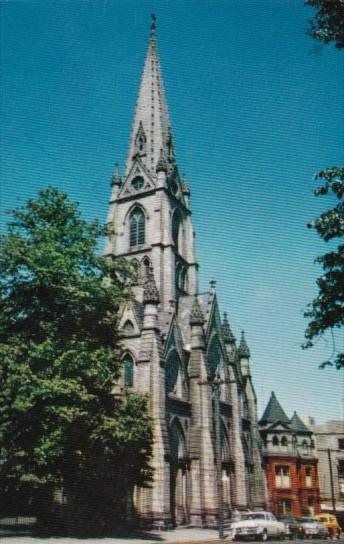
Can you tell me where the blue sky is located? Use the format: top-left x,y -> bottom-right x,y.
1,0 -> 343,423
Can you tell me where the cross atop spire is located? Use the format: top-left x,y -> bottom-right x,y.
126,16 -> 175,176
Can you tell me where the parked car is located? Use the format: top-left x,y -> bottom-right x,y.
278,516 -> 305,539
298,517 -> 329,538
229,511 -> 286,541
314,513 -> 341,539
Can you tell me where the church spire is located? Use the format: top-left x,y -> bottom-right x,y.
126,15 -> 174,176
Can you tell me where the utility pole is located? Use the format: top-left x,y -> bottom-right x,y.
210,373 -> 224,539
327,448 -> 336,512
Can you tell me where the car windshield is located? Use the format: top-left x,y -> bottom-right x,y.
300,519 -> 316,524
242,514 -> 266,520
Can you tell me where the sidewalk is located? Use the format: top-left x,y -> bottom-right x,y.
0,527 -> 229,544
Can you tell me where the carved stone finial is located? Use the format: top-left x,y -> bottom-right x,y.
143,266 -> 160,304
238,330 -> 250,358
156,148 -> 168,173
189,295 -> 205,326
222,312 -> 236,344
111,163 -> 122,187
209,277 -> 216,292
181,173 -> 190,195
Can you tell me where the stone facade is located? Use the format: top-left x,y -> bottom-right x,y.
259,393 -> 320,518
105,18 -> 267,528
311,420 -> 344,512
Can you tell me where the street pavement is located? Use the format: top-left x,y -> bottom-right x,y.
0,530 -> 343,544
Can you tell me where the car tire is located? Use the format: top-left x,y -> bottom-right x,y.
261,530 -> 268,542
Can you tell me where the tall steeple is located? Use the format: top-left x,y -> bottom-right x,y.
126,15 -> 175,176
106,16 -> 198,310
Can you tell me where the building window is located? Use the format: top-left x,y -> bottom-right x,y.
207,336 -> 222,378
131,175 -> 144,191
123,354 -> 134,387
277,499 -> 292,516
172,210 -> 181,252
338,460 -> 344,497
305,466 -> 312,488
272,435 -> 279,447
302,439 -> 309,449
142,256 -> 151,279
129,208 -> 145,247
275,465 -> 291,488
338,438 -> 344,450
281,436 -> 288,447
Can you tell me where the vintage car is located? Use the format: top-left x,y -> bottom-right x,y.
314,513 -> 341,539
228,511 -> 286,541
278,516 -> 305,539
298,517 -> 329,538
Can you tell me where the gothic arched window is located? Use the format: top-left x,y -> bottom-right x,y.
142,256 -> 151,279
172,211 -> 181,253
165,351 -> 187,398
129,208 -> 145,247
122,353 -> 134,387
272,435 -> 279,447
281,436 -> 288,447
181,267 -> 188,292
207,336 -> 222,378
165,352 -> 180,395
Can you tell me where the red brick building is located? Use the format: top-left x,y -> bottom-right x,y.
259,392 -> 320,518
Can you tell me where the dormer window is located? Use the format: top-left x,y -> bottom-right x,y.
272,435 -> 279,447
281,436 -> 288,447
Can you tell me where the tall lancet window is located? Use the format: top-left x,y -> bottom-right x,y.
172,210 -> 181,253
129,208 -> 145,247
122,353 -> 134,387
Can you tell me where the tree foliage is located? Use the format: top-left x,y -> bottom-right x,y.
306,0 -> 344,49
304,168 -> 344,369
0,187 -> 153,534
304,2 -> 344,368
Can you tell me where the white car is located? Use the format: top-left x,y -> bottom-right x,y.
298,518 -> 329,538
228,511 -> 286,541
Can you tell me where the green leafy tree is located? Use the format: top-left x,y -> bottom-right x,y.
304,168 -> 344,368
0,187 -> 152,535
304,2 -> 344,368
306,0 -> 344,49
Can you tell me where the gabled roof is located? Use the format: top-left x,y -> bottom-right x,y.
259,391 -> 290,426
290,411 -> 312,434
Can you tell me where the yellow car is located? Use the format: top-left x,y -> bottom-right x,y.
314,513 -> 341,539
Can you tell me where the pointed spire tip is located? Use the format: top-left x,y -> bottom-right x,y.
151,14 -> 156,35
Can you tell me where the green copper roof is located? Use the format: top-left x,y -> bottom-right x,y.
290,411 -> 311,434
259,391 -> 290,425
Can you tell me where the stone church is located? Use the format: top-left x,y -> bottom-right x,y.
104,17 -> 267,528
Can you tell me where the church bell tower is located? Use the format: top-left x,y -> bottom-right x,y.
105,16 -> 198,310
